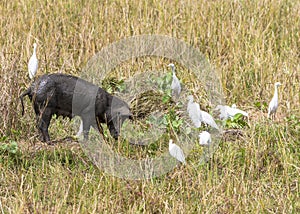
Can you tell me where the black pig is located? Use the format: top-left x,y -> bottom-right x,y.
20,73 -> 132,143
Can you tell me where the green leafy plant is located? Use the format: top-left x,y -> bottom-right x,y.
161,72 -> 173,104
223,113 -> 249,129
148,72 -> 173,104
162,89 -> 172,104
161,109 -> 183,133
0,140 -> 18,155
0,135 -> 8,142
254,101 -> 268,111
157,72 -> 173,91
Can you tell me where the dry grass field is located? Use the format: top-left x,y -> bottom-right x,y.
0,0 -> 299,213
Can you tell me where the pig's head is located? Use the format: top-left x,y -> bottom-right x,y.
105,97 -> 133,139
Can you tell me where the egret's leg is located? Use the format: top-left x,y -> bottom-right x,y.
273,111 -> 276,121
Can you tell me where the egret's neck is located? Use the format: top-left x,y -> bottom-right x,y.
274,86 -> 279,98
171,67 -> 175,74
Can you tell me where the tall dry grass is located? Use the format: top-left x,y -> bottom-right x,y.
0,0 -> 299,135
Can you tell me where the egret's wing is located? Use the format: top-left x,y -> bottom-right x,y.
232,108 -> 248,117
171,75 -> 181,97
227,106 -> 248,117
268,98 -> 276,116
28,55 -> 37,71
169,144 -> 185,164
200,111 -> 219,130
171,75 -> 180,89
28,57 -> 33,75
28,54 -> 38,79
188,103 -> 202,128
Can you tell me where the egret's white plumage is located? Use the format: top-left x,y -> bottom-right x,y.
199,131 -> 211,146
200,110 -> 219,130
187,95 -> 202,128
187,95 -> 219,130
230,104 -> 248,117
168,63 -> 181,98
169,139 -> 186,164
268,82 -> 281,119
28,43 -> 38,79
215,104 -> 248,120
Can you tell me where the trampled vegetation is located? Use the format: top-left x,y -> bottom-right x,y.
0,0 -> 299,213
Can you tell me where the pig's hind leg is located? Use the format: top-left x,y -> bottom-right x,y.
37,108 -> 52,143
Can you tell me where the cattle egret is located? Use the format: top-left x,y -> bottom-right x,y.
268,82 -> 281,119
28,43 -> 38,79
187,95 -> 219,130
168,63 -> 181,98
169,139 -> 186,164
200,109 -> 219,130
187,95 -> 202,128
199,131 -> 211,146
215,104 -> 248,120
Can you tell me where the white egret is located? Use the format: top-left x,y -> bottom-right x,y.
169,139 -> 186,164
215,104 -> 248,120
168,63 -> 181,98
200,109 -> 219,130
187,95 -> 219,130
187,95 -> 202,128
268,82 -> 281,119
199,131 -> 212,146
28,43 -> 38,79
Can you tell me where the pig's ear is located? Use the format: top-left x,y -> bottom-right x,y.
116,106 -> 131,115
